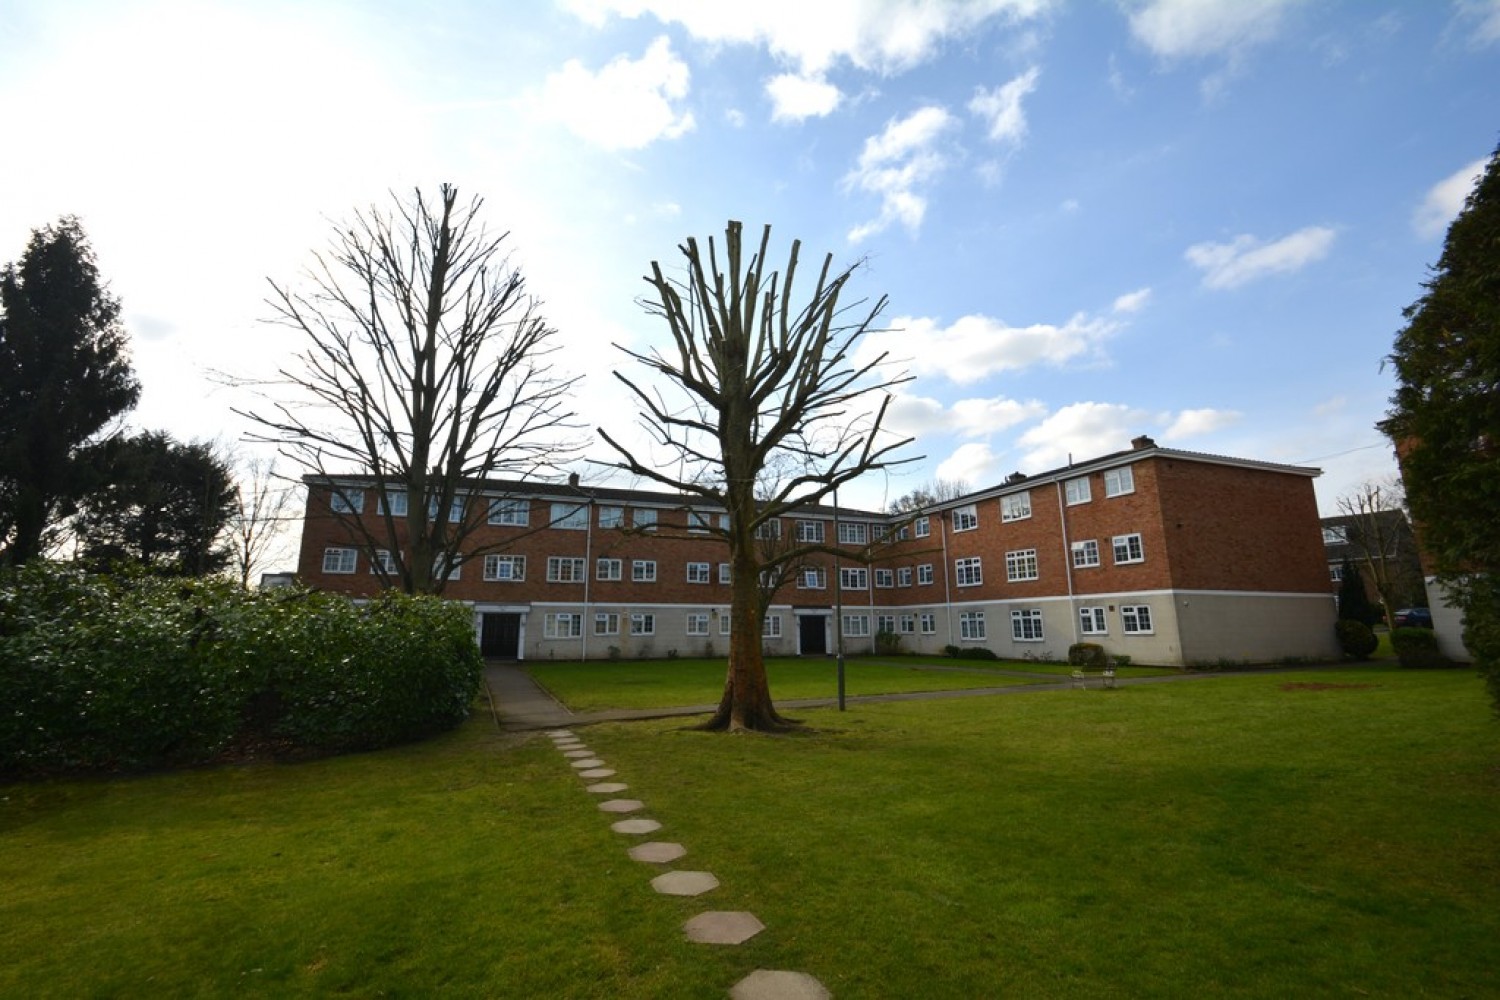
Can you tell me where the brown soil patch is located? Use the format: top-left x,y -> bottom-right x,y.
1280,682 -> 1379,692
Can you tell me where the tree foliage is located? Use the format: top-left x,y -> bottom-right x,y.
888,478 -> 970,513
239,185 -> 578,594
0,218 -> 140,565
1382,140 -> 1500,707
600,220 -> 914,732
1333,478 -> 1424,615
1336,558 -> 1379,627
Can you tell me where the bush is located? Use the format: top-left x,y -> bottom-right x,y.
1390,626 -> 1451,669
874,629 -> 902,655
1335,619 -> 1379,660
955,646 -> 999,661
1068,643 -> 1108,669
943,644 -> 961,658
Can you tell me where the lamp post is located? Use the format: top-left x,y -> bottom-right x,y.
833,486 -> 845,710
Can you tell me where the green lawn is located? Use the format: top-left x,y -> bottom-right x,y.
4,664 -> 1497,997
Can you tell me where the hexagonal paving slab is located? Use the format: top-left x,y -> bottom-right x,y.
577,768 -> 616,779
610,818 -> 662,835
586,782 -> 629,794
569,758 -> 605,769
628,841 -> 686,864
598,799 -> 645,814
684,911 -> 764,945
730,970 -> 830,1000
651,871 -> 719,896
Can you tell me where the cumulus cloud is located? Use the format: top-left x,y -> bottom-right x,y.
1111,287 -> 1151,313
1184,226 -> 1336,289
530,36 -> 694,150
886,392 -> 1046,439
1127,0 -> 1296,60
968,67 -> 1041,145
766,72 -> 843,122
1162,407 -> 1241,440
1412,157 -> 1486,239
856,310 -> 1117,384
936,442 -> 1005,485
844,105 -> 958,242
1453,0 -> 1500,47
1015,402 -> 1148,470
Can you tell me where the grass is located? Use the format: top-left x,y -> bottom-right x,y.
4,664 -> 1497,997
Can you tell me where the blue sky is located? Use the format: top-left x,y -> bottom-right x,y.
2,0 -> 1497,518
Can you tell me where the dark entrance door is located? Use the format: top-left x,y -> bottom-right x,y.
799,614 -> 828,655
481,613 -> 521,658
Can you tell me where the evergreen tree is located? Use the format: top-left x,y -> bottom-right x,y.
1337,558 -> 1379,627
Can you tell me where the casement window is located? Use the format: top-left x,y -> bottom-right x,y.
838,522 -> 868,545
551,502 -> 587,530
799,568 -> 826,589
594,613 -> 620,636
871,524 -> 889,541
842,614 -> 870,638
632,560 -> 657,583
687,562 -> 711,584
762,615 -> 782,638
596,558 -> 622,581
1079,607 -> 1107,636
720,615 -> 732,636
688,511 -> 714,533
330,489 -> 364,514
1005,548 -> 1039,582
1011,608 -> 1045,642
899,614 -> 916,634
1104,465 -> 1135,498
1071,539 -> 1100,569
796,520 -> 824,543
544,613 -> 582,639
897,567 -> 913,587
959,610 -> 986,641
917,563 -> 935,585
919,612 -> 937,634
877,614 -> 897,634
719,513 -> 731,530
874,568 -> 894,588
488,498 -> 528,525
546,556 -> 586,583
378,490 -> 408,516
1322,526 -> 1348,545
630,613 -> 655,636
1000,492 -> 1031,522
633,508 -> 657,529
370,549 -> 396,575
914,516 -> 930,538
597,505 -> 624,529
1121,605 -> 1154,634
952,505 -> 978,532
1064,476 -> 1091,505
686,612 -> 710,636
954,557 -> 983,587
840,567 -> 868,590
754,519 -> 782,539
1328,563 -> 1344,582
718,562 -> 732,584
428,496 -> 465,523
484,555 -> 525,582
322,547 -> 357,574
1112,533 -> 1145,565
433,555 -> 461,581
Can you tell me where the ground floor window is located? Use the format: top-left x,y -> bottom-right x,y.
959,610 -> 986,641
919,612 -> 937,634
1011,608 -> 1044,642
686,612 -> 710,636
899,614 -> 916,634
1121,605 -> 1154,634
630,613 -> 655,636
763,614 -> 782,638
1079,606 -> 1107,635
843,614 -> 870,638
594,613 -> 619,636
544,613 -> 582,639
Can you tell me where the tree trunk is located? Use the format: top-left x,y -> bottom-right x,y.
697,529 -> 796,732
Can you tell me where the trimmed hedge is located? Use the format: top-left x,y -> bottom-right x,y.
1068,643 -> 1108,669
1335,619 -> 1379,660
1390,626 -> 1451,670
0,564 -> 482,776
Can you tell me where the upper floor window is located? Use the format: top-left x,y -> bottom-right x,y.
370,549 -> 396,575
686,562 -> 711,584
1000,492 -> 1031,522
1072,539 -> 1100,568
546,556 -> 585,583
1064,477 -> 1091,505
428,496 -> 464,523
838,522 -> 868,545
917,563 -> 935,585
1329,563 -> 1344,582
330,489 -> 364,514
1005,548 -> 1039,582
1112,533 -> 1145,565
551,502 -> 587,530
796,520 -> 825,543
489,498 -> 528,525
897,566 -> 913,587
754,519 -> 782,539
952,505 -> 978,532
633,507 -> 657,529
874,568 -> 894,588
1322,527 -> 1347,545
688,511 -> 714,533
596,557 -> 623,581
870,524 -> 889,541
954,556 -> 982,587
632,559 -> 657,583
914,516 -> 930,538
322,547 -> 357,574
718,562 -> 732,584
840,567 -> 868,590
799,567 -> 826,589
1104,466 -> 1135,498
378,490 -> 408,517
484,554 -> 525,582
597,505 -> 625,529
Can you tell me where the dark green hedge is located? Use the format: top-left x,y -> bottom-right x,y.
1390,626 -> 1451,670
1335,619 -> 1379,660
0,564 -> 482,776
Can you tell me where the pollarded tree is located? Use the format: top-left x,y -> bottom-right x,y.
239,185 -> 579,595
599,221 -> 915,732
1381,140 -> 1500,707
0,218 -> 140,565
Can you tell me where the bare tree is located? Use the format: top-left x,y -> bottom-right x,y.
1335,478 -> 1424,617
226,454 -> 298,589
888,478 -> 971,513
237,185 -> 578,594
599,221 -> 915,732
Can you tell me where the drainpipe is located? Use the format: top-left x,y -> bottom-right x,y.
580,489 -> 594,663
833,489 -> 845,711
940,509 -> 954,647
1057,480 -> 1080,647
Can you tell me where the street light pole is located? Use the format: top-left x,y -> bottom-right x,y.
834,486 -> 845,710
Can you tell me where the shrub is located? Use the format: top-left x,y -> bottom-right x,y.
1335,619 -> 1379,660
956,646 -> 999,661
1112,654 -> 1132,668
1391,626 -> 1451,669
943,644 -> 961,658
1068,643 -> 1108,669
874,629 -> 902,655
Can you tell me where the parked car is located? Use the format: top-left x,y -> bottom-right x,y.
1392,608 -> 1433,629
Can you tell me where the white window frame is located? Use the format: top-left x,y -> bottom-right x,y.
1112,533 -> 1145,565
630,613 -> 655,636
914,515 -> 930,538
597,505 -> 624,529
685,612 -> 710,636
954,557 -> 982,587
1072,539 -> 1100,569
919,612 -> 937,635
551,502 -> 587,530
840,567 -> 868,590
1329,563 -> 1344,582
1079,607 -> 1107,636
433,554 -> 461,581
378,490 -> 408,517
633,507 -> 658,529
1000,492 -> 1032,523
898,613 -> 916,635
897,567 -> 913,587
762,614 -> 782,638
754,519 -> 782,539
546,556 -> 586,583
838,522 -> 868,545
596,557 -> 622,581
483,554 -> 525,582
718,562 -> 732,584
877,614 -> 897,635
428,496 -> 464,523
719,615 -> 732,636
330,489 -> 364,514
1104,466 -> 1135,498
488,498 -> 528,525
594,613 -> 619,636
322,547 -> 357,574
917,563 -> 935,586
686,562 -> 711,584
799,567 -> 826,590
1005,548 -> 1039,583
1011,609 -> 1044,642
370,549 -> 396,575
796,520 -> 825,543
1064,477 -> 1091,505
544,612 -> 582,639
959,610 -> 986,641
1322,527 -> 1348,545
842,614 -> 870,638
632,559 -> 657,583
952,505 -> 978,532
688,511 -> 713,533
1121,605 -> 1154,635
874,568 -> 894,589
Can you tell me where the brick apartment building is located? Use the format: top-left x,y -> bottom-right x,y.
295,435 -> 1340,667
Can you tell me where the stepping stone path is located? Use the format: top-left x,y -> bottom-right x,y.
544,728 -> 829,996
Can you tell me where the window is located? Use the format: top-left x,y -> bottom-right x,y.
1112,533 -> 1144,565
799,568 -> 826,589
720,615 -> 731,636
688,511 -> 713,533
489,498 -> 528,525
596,558 -> 622,581
428,496 -> 464,523
434,555 -> 461,581
955,557 -> 983,587
1001,492 -> 1031,522
552,502 -> 587,530
754,519 -> 782,539
840,567 -> 868,590
796,520 -> 824,543
917,563 -> 935,585
378,490 -> 408,516
919,612 -> 937,634
1005,548 -> 1039,582
632,560 -> 657,582
322,547 -> 357,574
484,554 -> 525,581
1079,607 -> 1107,635
330,489 -> 363,514
1104,466 -> 1135,498
1322,527 -> 1348,545
1329,563 -> 1344,582
686,612 -> 710,636
762,615 -> 782,638
877,614 -> 897,634
959,610 -> 986,641
1071,539 -> 1100,569
897,567 -> 913,587
594,613 -> 619,636
838,522 -> 868,545
952,505 -> 978,532
871,524 -> 889,541
687,562 -> 711,584
547,557 -> 586,583
842,614 -> 870,638
633,507 -> 657,529
899,614 -> 916,634
874,568 -> 894,588
914,516 -> 930,538
1065,476 -> 1091,505
544,613 -> 582,639
597,505 -> 624,529
1121,605 -> 1154,634
1011,609 -> 1044,642
630,613 -> 655,636
718,562 -> 731,584
370,549 -> 396,575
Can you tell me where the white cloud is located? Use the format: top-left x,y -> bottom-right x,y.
1412,157 -> 1486,239
968,67 -> 1041,145
1454,0 -> 1500,47
1162,408 -> 1241,440
887,392 -> 1046,439
1112,287 -> 1151,313
1127,0 -> 1297,60
936,442 -> 1005,485
766,73 -> 843,122
857,310 -> 1117,384
1184,226 -> 1336,290
844,105 -> 958,242
1016,402 -> 1148,470
530,36 -> 694,150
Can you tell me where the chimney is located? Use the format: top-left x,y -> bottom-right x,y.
1131,435 -> 1156,451
568,472 -> 580,488
1005,471 -> 1026,484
